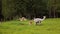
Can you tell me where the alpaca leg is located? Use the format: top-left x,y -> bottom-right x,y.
39,21 -> 41,24
36,22 -> 37,25
35,22 -> 37,25
36,21 -> 39,25
40,21 -> 41,23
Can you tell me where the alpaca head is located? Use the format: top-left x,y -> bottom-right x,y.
43,16 -> 46,19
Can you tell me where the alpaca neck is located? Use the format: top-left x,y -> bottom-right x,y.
41,16 -> 46,21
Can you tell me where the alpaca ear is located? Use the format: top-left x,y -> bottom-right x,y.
43,16 -> 46,17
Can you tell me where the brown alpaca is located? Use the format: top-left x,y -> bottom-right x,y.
29,20 -> 33,25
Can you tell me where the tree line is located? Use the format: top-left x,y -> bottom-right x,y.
0,0 -> 60,21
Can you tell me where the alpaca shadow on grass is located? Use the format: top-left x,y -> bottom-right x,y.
36,23 -> 43,26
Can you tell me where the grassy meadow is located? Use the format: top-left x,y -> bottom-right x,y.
0,18 -> 60,34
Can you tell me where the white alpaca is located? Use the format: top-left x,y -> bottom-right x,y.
34,16 -> 46,25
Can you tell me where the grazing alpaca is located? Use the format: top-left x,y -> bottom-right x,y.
34,16 -> 46,25
18,17 -> 27,21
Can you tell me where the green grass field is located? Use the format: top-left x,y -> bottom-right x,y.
0,18 -> 60,34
